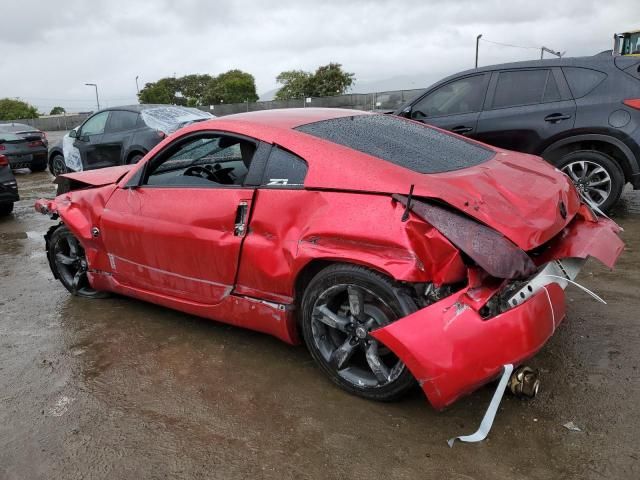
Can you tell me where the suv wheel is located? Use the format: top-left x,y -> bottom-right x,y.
556,150 -> 624,212
50,154 -> 67,177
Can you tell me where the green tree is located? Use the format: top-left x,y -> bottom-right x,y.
0,98 -> 39,120
178,74 -> 216,106
138,70 -> 258,106
138,77 -> 185,105
275,63 -> 354,100
274,70 -> 313,100
49,106 -> 66,115
212,70 -> 259,103
309,63 -> 355,97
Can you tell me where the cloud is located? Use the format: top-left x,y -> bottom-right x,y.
0,0 -> 634,112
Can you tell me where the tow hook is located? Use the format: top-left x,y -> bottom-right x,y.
508,366 -> 540,398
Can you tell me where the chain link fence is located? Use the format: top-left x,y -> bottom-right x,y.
5,88 -> 426,131
198,88 -> 426,116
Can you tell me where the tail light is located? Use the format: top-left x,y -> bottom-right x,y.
623,99 -> 640,110
0,144 -> 5,151
28,140 -> 44,147
156,130 -> 167,139
0,155 -> 8,167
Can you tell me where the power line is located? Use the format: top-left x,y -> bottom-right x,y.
480,38 -> 542,51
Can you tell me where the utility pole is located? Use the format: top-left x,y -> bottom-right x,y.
135,76 -> 140,95
85,83 -> 100,110
540,46 -> 562,59
475,34 -> 483,68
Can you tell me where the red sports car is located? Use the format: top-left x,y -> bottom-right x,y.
35,108 -> 623,410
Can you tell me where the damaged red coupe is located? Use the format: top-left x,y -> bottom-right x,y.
36,108 -> 623,410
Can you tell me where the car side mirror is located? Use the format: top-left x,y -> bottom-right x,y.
69,129 -> 78,139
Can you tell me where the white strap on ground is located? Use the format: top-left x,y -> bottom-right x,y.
448,363 -> 514,447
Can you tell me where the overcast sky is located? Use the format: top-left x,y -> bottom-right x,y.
1,0 -> 635,112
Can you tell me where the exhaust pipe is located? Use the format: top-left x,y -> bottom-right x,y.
508,366 -> 540,398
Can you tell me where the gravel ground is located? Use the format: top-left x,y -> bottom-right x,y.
1,148 -> 639,479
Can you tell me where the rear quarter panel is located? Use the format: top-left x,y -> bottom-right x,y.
234,189 -> 467,303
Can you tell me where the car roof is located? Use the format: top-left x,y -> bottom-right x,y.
219,108 -> 372,129
436,55 -> 618,85
97,104 -> 208,113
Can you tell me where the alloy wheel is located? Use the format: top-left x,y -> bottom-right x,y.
311,284 -> 405,389
561,160 -> 612,207
52,232 -> 92,295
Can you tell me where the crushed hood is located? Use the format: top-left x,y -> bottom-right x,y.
56,165 -> 135,189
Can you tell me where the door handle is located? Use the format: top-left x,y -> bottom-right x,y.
544,113 -> 572,123
451,126 -> 473,134
234,201 -> 249,237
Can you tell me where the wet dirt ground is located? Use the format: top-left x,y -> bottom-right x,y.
1,144 -> 639,479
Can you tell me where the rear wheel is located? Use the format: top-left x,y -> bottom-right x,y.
47,225 -> 109,298
50,154 -> 67,177
300,264 -> 417,402
557,150 -> 624,212
0,202 -> 14,216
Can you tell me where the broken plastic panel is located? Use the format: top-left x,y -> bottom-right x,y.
62,128 -> 82,172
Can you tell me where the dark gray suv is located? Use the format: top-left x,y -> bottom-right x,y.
48,105 -> 214,176
396,54 -> 640,211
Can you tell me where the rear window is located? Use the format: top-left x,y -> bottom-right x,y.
295,114 -> 494,174
562,67 -> 607,98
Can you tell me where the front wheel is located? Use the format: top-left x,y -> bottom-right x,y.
300,264 -> 417,402
47,225 -> 109,298
557,150 -> 624,213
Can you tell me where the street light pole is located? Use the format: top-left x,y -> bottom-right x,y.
135,76 -> 140,95
475,34 -> 483,68
85,83 -> 100,110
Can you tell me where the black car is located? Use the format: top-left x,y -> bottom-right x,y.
0,122 -> 48,147
0,129 -> 48,172
48,105 -> 214,176
396,54 -> 640,211
0,153 -> 19,216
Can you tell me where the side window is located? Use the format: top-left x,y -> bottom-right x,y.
562,67 -> 607,99
80,112 -> 109,136
106,111 -> 139,133
492,70 -> 553,108
411,75 -> 487,119
144,134 -> 256,187
262,147 -> 308,187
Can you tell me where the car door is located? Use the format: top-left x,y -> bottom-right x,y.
100,110 -> 140,166
99,131 -> 265,304
475,68 -> 576,153
404,73 -> 490,136
75,111 -> 110,169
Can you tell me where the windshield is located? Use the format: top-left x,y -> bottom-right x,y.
622,32 -> 640,55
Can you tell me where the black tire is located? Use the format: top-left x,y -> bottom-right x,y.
128,153 -> 144,164
49,154 -> 67,177
47,225 -> 109,298
0,202 -> 14,216
556,150 -> 624,213
30,161 -> 47,172
300,264 -> 417,402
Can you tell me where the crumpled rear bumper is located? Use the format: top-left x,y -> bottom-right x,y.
371,213 -> 624,410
